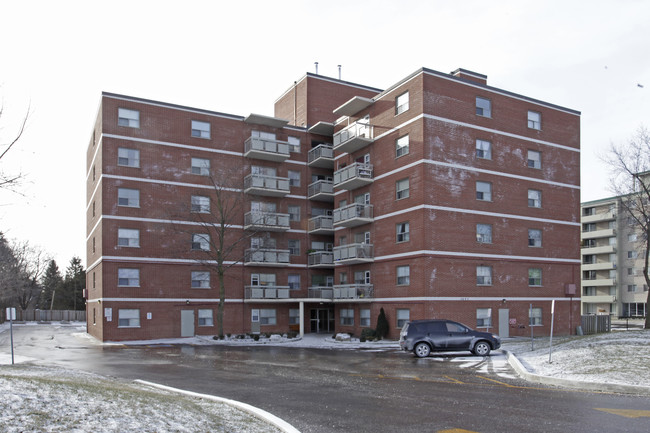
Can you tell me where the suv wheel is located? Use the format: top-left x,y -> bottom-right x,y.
414,342 -> 431,358
473,341 -> 491,356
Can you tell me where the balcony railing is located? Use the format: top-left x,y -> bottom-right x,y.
244,174 -> 290,197
333,284 -> 374,299
333,203 -> 373,228
580,278 -> 616,287
244,248 -> 290,266
244,211 -> 290,231
308,180 -> 335,202
333,162 -> 373,190
307,144 -> 334,168
333,243 -> 374,264
581,228 -> 616,240
308,286 -> 334,299
244,285 -> 291,299
582,262 -> 616,271
308,215 -> 334,234
308,251 -> 334,268
244,136 -> 290,162
580,245 -> 616,256
582,210 -> 617,224
333,121 -> 373,153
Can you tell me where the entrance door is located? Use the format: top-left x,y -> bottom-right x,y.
181,310 -> 195,337
498,309 -> 509,338
310,308 -> 334,333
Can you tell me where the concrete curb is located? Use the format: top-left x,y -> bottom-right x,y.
135,380 -> 300,433
503,350 -> 650,396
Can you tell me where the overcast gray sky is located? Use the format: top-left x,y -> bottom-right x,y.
1,0 -> 648,267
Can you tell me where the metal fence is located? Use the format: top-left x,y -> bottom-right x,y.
580,314 -> 611,335
0,309 -> 86,323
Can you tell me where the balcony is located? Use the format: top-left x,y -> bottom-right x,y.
333,163 -> 373,190
243,136 -> 290,162
333,243 -> 374,265
308,144 -> 334,168
244,174 -> 290,197
582,262 -> 616,271
582,210 -> 616,224
333,121 -> 373,154
244,286 -> 291,299
308,251 -> 334,268
244,248 -> 290,266
581,228 -> 616,240
333,203 -> 373,228
581,294 -> 617,304
333,284 -> 374,300
308,180 -> 335,202
308,286 -> 334,299
580,245 -> 616,256
308,215 -> 334,235
581,278 -> 616,287
244,211 -> 290,232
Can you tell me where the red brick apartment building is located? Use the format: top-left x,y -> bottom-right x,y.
86,67 -> 581,341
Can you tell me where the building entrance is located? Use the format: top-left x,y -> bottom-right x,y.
310,308 -> 334,333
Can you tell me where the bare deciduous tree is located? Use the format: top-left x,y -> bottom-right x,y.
0,101 -> 30,193
11,240 -> 49,310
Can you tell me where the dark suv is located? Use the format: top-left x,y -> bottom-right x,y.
399,319 -> 501,358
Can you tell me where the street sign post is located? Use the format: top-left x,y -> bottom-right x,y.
549,299 -> 556,363
6,307 -> 16,365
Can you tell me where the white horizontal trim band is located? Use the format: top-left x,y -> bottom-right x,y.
375,249 -> 580,264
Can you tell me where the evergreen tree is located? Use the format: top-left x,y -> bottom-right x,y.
376,307 -> 389,340
59,257 -> 85,310
39,260 -> 63,309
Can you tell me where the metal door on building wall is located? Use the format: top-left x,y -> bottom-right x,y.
498,309 -> 509,338
310,308 -> 334,333
181,310 -> 195,337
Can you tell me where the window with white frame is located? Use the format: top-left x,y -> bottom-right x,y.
118,188 -> 140,207
628,284 -> 638,292
288,136 -> 300,153
251,273 -> 275,286
288,274 -> 300,290
628,233 -> 638,242
628,250 -> 638,259
118,228 -> 140,247
289,309 -> 300,325
288,170 -> 301,187
477,308 -> 492,328
118,268 -> 140,287
118,309 -> 140,327
288,205 -> 300,222
288,239 -> 300,256
396,91 -> 409,115
529,268 -> 542,286
191,271 -> 210,288
339,272 -> 347,285
260,309 -> 276,325
528,189 -> 542,208
528,229 -> 542,247
191,195 -> 210,213
476,181 -> 492,201
476,224 -> 492,243
476,139 -> 491,159
527,150 -> 541,169
527,111 -> 541,130
397,265 -> 410,285
191,234 -> 210,251
396,178 -> 410,200
191,120 -> 211,138
477,266 -> 492,285
396,309 -> 410,328
118,108 -> 140,128
360,309 -> 371,327
118,148 -> 140,167
396,135 -> 409,158
198,309 -> 214,326
191,157 -> 210,176
354,270 -> 371,285
396,222 -> 410,243
628,267 -> 636,276
340,309 -> 354,326
529,307 -> 542,326
476,97 -> 491,117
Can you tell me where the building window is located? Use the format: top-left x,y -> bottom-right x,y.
339,272 -> 348,285
118,108 -> 140,128
528,189 -> 542,208
628,250 -> 638,259
288,274 -> 300,290
191,120 -> 211,138
476,139 -> 492,160
628,284 -> 638,292
396,178 -> 410,200
340,309 -> 354,326
191,234 -> 210,251
528,229 -> 542,247
118,268 -> 140,287
191,158 -> 210,176
251,273 -> 276,286
396,135 -> 409,158
288,170 -> 301,187
476,181 -> 492,201
529,268 -> 542,286
477,308 -> 492,328
118,148 -> 140,168
288,136 -> 300,153
476,224 -> 492,243
396,222 -> 410,243
260,309 -> 276,325
628,267 -> 636,276
191,271 -> 210,288
191,195 -> 210,213
92,237 -> 96,253
396,309 -> 410,328
396,91 -> 409,115
628,233 -> 638,242
476,97 -> 491,117
288,239 -> 300,256
289,309 -> 300,325
528,111 -> 541,130
288,205 -> 300,222
477,266 -> 492,286
118,309 -> 140,328
527,150 -> 541,169
198,309 -> 214,326
360,309 -> 371,327
118,188 -> 140,208
529,307 -> 542,326
397,265 -> 410,285
118,229 -> 140,247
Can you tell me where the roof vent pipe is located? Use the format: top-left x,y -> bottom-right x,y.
315,62 -> 319,74
338,65 -> 341,80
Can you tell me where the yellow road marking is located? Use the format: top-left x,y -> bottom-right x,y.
443,375 -> 465,384
476,375 -> 517,388
595,408 -> 650,418
438,429 -> 479,433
